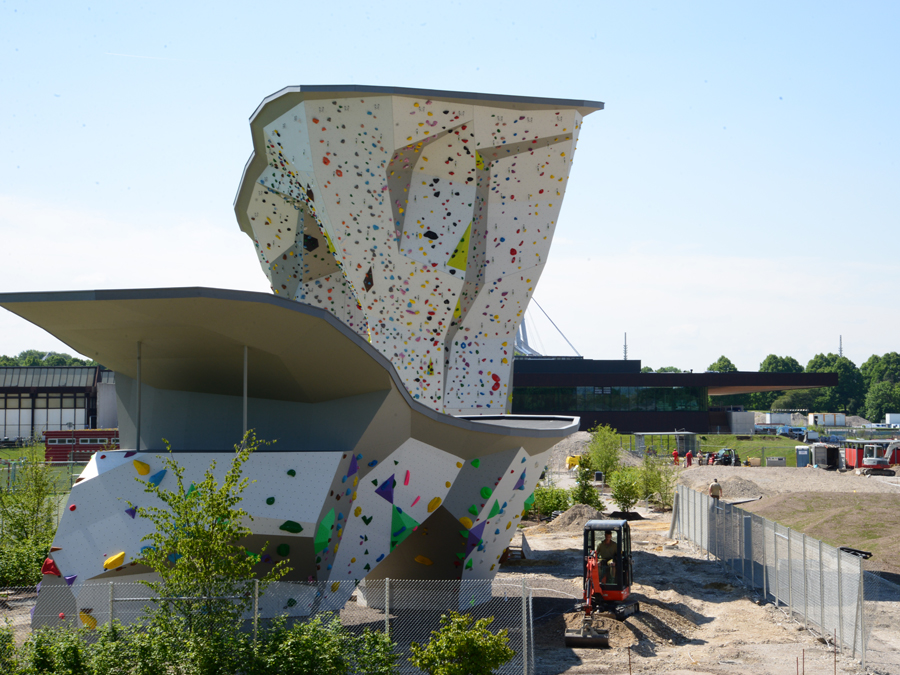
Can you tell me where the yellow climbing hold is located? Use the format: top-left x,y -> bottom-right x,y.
351,557 -> 356,563
415,555 -> 433,565
456,462 -> 463,468
427,497 -> 442,513
445,481 -> 451,488
506,522 -> 512,530
104,552 -> 125,570
331,581 -> 340,593
79,611 -> 97,629
133,460 -> 150,476
459,517 -> 473,529
354,506 -> 362,517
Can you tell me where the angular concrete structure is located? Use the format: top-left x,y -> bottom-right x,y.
234,86 -> 603,415
0,86 -> 603,627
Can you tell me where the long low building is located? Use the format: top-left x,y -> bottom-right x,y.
511,357 -> 838,433
0,367 -> 117,439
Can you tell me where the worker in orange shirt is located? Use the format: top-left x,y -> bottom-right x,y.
673,449 -> 679,466
685,449 -> 693,467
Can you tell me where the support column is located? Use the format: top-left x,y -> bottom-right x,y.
243,346 -> 248,442
136,342 -> 142,452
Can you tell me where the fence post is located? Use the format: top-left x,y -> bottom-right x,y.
818,540 -> 824,632
787,528 -> 793,619
253,578 -> 259,646
521,578 -> 528,675
837,549 -> 844,652
108,581 -> 114,626
761,519 -> 767,601
852,562 -> 860,659
860,562 -> 866,669
773,526 -> 778,608
385,578 -> 390,635
802,533 -> 808,630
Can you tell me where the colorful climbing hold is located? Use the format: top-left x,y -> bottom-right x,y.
459,516 -> 473,529
65,575 -> 77,586
480,487 -> 493,500
277,544 -> 290,557
148,470 -> 166,487
287,469 -> 296,477
354,506 -> 362,517
41,558 -> 61,577
415,555 -> 433,565
69,504 -> 76,511
427,497 -> 442,513
124,507 -> 137,519
132,460 -> 150,476
104,552 -> 125,570
279,521 -> 304,534
266,497 -> 275,505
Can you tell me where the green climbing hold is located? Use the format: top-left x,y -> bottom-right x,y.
185,483 -> 198,498
468,504 -> 478,516
277,544 -> 290,557
266,497 -> 275,505
279,521 -> 303,534
480,487 -> 492,500
286,598 -> 297,607
488,500 -> 501,518
315,509 -> 336,554
287,469 -> 296,477
471,458 -> 480,468
465,558 -> 473,570
523,492 -> 536,511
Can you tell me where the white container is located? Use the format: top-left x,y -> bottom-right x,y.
766,456 -> 787,467
808,413 -> 846,427
885,413 -> 900,425
766,413 -> 792,425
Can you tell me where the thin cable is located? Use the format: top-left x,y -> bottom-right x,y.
531,298 -> 581,357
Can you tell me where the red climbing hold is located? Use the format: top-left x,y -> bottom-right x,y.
42,558 -> 62,577
69,505 -> 76,511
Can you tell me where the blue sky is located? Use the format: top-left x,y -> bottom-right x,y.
1,1 -> 897,371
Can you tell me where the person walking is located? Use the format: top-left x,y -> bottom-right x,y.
673,449 -> 679,466
685,449 -> 693,467
708,478 -> 722,501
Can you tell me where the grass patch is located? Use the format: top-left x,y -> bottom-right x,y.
620,433 -> 804,467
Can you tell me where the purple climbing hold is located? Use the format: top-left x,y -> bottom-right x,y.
465,521 -> 487,558
347,454 -> 359,476
124,451 -> 137,458
65,575 -> 77,586
125,507 -> 137,519
374,474 -> 395,504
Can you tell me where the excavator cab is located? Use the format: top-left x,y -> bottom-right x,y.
565,519 -> 639,648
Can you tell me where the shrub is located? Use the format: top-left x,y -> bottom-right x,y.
0,537 -> 50,586
409,612 -> 515,675
608,467 -> 641,513
569,455 -> 604,511
587,424 -> 621,480
638,456 -> 679,510
528,486 -> 570,518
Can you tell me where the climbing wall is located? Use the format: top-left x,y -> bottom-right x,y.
241,91 -> 591,414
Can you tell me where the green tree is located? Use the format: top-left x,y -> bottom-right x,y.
569,454 -> 604,511
608,467 -> 641,513
864,381 -> 900,423
529,487 -> 570,518
132,432 -> 289,636
749,354 -> 804,410
707,356 -> 738,373
770,388 -> 819,411
0,447 -> 57,543
587,424 -> 621,480
409,612 -> 515,675
655,366 -> 682,373
640,366 -> 654,373
861,352 -> 900,391
806,353 -> 866,414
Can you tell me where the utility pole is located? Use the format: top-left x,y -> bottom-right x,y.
624,333 -> 628,361
839,335 -> 843,358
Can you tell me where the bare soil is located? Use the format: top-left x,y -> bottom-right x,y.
497,460 -> 900,674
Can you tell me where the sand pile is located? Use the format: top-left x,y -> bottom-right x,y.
544,503 -> 605,533
720,475 -> 767,499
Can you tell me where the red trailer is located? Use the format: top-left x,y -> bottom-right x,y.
43,429 -> 119,462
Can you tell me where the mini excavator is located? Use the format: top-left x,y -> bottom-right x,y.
564,519 -> 640,648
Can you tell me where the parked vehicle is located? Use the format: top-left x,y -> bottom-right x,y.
841,439 -> 899,476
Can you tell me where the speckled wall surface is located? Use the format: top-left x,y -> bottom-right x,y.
239,88 -> 600,416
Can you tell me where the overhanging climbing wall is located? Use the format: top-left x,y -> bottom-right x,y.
236,86 -> 602,415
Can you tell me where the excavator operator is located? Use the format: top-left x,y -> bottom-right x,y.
596,530 -> 617,585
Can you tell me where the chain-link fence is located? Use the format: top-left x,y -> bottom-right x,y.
673,485 -> 880,667
1,578 -> 538,674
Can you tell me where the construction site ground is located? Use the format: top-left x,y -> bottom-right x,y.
497,462 -> 900,675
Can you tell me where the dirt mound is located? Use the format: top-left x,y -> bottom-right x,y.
846,415 -> 870,427
549,601 -> 698,650
545,503 -> 605,533
720,475 -> 767,499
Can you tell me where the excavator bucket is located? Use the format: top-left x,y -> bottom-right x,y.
564,625 -> 610,648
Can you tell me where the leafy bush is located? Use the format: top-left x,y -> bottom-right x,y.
0,536 -> 50,586
409,612 -> 515,675
587,424 -> 621,479
528,486 -> 570,518
638,456 -> 678,510
608,467 -> 641,513
569,455 -> 604,511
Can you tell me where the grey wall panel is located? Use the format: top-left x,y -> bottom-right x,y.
116,374 -> 390,452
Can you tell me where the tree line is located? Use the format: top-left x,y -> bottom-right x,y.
0,349 -> 97,367
642,352 -> 900,422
